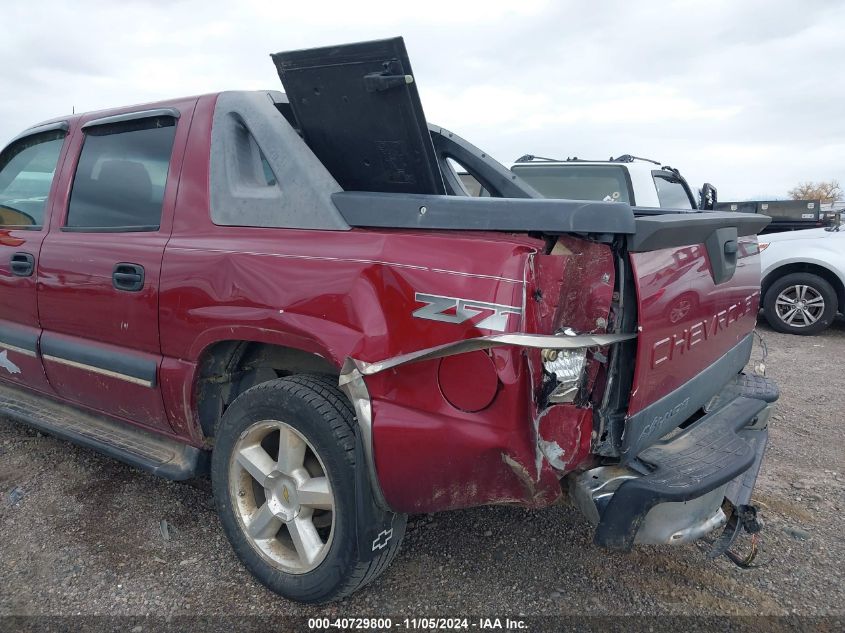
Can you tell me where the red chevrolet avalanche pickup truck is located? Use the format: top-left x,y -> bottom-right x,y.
0,38 -> 777,603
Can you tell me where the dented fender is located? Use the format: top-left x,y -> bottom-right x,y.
158,125 -> 621,512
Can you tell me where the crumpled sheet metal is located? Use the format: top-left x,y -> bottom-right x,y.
340,331 -> 636,384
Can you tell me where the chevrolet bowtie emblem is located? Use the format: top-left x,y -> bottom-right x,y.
372,528 -> 394,551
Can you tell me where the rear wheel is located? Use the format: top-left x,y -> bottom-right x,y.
211,375 -> 405,603
763,272 -> 837,335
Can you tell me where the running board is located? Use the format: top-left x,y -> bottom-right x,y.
0,382 -> 206,480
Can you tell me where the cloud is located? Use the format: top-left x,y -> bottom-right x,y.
0,0 -> 842,199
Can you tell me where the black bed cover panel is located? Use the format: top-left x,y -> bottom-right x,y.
271,37 -> 446,195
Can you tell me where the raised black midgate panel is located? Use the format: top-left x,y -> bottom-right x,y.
272,37 -> 446,196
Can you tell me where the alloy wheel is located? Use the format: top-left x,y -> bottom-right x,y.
229,420 -> 335,574
775,284 -> 825,328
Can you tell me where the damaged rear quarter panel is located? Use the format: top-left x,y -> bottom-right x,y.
162,225 -> 569,511
536,404 -> 593,472
160,210 -> 545,448
371,237 -> 616,513
527,237 -> 614,484
163,125 -> 616,511
368,347 -> 563,513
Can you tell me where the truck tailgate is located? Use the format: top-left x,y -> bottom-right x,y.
622,218 -> 766,459
629,241 -> 761,413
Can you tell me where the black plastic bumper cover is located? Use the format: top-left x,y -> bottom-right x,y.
595,395 -> 769,550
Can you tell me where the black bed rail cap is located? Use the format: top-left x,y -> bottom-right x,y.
628,211 -> 771,252
331,191 -> 637,235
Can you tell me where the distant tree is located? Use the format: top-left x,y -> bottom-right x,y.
788,180 -> 842,203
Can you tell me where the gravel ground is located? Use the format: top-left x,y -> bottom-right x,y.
1,320 -> 843,619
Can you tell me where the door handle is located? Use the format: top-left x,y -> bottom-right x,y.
10,252 -> 35,277
112,263 -> 145,292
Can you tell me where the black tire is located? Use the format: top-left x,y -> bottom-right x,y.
211,375 -> 406,603
762,272 -> 838,335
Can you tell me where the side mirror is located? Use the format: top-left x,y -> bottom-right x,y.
700,183 -> 717,210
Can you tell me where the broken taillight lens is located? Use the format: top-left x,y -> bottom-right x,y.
542,347 -> 587,403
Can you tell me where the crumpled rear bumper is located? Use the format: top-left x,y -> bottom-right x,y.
571,374 -> 778,550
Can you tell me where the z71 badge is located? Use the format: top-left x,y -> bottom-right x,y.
412,292 -> 523,332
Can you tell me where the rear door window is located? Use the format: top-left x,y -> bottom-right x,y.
510,164 -> 632,203
0,130 -> 66,228
653,172 -> 694,209
66,116 -> 177,231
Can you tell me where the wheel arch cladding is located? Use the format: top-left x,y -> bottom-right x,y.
195,340 -> 339,438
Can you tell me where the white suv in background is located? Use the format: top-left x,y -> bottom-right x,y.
508,154 -> 710,210
458,154 -> 712,209
758,226 -> 845,335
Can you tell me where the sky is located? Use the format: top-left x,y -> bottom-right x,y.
1,0 -> 843,201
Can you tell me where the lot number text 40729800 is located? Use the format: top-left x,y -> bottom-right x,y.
307,617 -> 528,630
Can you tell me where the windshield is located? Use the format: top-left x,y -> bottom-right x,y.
510,164 -> 632,203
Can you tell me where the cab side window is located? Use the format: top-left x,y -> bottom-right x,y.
0,130 -> 66,228
66,116 -> 177,231
653,173 -> 694,210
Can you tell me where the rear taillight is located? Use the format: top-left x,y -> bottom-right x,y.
542,347 -> 587,403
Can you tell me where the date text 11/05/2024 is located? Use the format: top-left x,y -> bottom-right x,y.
307,617 -> 528,630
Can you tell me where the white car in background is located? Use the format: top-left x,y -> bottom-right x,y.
759,226 -> 845,335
